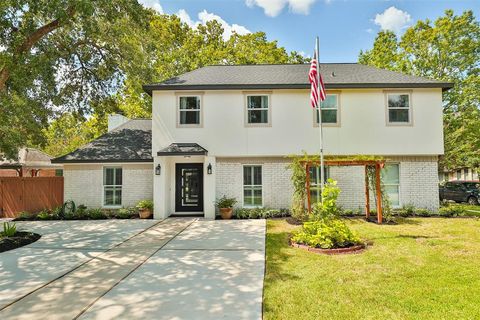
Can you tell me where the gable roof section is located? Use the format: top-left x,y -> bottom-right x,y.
51,119 -> 153,164
0,148 -> 59,168
143,63 -> 453,94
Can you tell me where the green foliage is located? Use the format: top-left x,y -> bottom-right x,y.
1,222 -> 17,237
311,179 -> 341,220
366,165 -> 393,222
215,195 -> 237,208
234,208 -> 290,219
438,205 -> 466,217
116,207 -> 138,219
136,199 -> 154,210
359,10 -> 480,170
287,153 -> 314,221
16,212 -> 35,221
86,208 -> 108,220
292,219 -> 362,249
36,209 -> 58,220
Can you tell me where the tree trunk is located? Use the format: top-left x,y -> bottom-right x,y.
0,7 -> 75,92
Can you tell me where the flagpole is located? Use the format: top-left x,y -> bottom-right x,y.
316,36 -> 325,203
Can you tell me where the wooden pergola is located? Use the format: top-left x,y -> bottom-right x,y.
303,159 -> 386,224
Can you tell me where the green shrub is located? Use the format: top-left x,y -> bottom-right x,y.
234,208 -> 289,219
137,200 -> 154,210
86,208 -> 108,220
438,205 -> 466,217
36,210 -> 54,220
311,179 -> 341,220
1,222 -> 17,237
73,207 -> 88,220
292,219 -> 362,249
116,207 -> 138,219
16,212 -> 34,221
215,195 -> 237,208
415,208 -> 432,217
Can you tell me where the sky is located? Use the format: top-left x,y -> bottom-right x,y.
138,0 -> 480,62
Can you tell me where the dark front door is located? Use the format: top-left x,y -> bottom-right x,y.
175,163 -> 203,212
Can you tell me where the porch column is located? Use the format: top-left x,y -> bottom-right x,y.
203,156 -> 216,220
153,157 -> 169,220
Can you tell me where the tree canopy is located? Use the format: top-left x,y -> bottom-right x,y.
1,2 -> 306,158
359,10 -> 480,170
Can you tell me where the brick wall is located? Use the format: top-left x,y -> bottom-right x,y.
64,163 -> 153,208
216,156 -> 439,212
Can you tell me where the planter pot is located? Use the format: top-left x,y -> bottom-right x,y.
139,208 -> 152,219
219,208 -> 233,219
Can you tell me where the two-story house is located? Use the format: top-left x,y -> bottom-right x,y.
53,63 -> 453,219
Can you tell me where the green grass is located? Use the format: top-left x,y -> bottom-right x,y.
264,218 -> 480,320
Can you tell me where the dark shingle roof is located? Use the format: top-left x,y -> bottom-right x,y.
143,63 -> 453,94
51,120 -> 152,163
157,143 -> 208,156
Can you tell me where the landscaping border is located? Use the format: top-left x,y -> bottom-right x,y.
290,241 -> 366,255
0,232 -> 41,253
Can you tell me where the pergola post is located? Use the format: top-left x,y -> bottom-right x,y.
364,165 -> 370,219
306,162 -> 311,213
375,163 -> 383,224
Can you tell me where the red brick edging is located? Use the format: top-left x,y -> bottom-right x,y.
290,241 -> 366,255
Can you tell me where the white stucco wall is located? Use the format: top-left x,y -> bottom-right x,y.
152,88 -> 444,157
64,163 -> 153,208
214,156 -> 439,212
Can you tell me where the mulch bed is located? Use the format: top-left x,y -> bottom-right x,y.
0,232 -> 41,253
290,241 -> 366,255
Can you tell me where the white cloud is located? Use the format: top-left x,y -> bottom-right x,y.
177,10 -> 250,40
374,6 -> 411,34
138,0 -> 163,13
246,0 -> 317,17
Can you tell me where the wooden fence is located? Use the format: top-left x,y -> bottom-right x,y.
0,177 -> 64,218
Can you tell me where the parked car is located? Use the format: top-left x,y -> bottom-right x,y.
439,181 -> 480,205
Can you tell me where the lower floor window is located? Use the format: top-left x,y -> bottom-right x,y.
104,167 -> 122,206
309,166 -> 329,204
243,165 -> 262,207
382,164 -> 400,206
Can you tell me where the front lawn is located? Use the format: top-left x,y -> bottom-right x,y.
264,218 -> 480,320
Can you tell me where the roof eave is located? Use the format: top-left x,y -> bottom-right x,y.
144,82 -> 454,94
51,158 -> 154,164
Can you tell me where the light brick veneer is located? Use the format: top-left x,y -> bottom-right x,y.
64,163 -> 153,208
215,156 -> 439,212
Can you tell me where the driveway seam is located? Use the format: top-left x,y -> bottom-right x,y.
73,218 -> 197,319
0,219 -> 165,312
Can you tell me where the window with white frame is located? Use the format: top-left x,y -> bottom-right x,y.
246,95 -> 269,124
382,164 -> 400,207
104,167 -> 122,206
309,166 -> 329,204
243,165 -> 262,207
316,94 -> 338,124
387,93 -> 410,123
179,96 -> 201,125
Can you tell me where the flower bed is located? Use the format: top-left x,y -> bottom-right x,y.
290,241 -> 366,255
0,231 -> 41,252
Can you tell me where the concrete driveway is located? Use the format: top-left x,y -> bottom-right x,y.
0,218 -> 265,319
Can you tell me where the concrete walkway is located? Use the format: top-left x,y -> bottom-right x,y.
0,219 -> 265,320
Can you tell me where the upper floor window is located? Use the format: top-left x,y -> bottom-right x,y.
387,93 -> 411,124
178,96 -> 201,126
104,167 -> 122,206
315,94 -> 339,125
246,95 -> 270,125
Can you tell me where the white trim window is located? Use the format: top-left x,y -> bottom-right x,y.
104,167 -> 122,206
387,93 -> 410,124
309,166 -> 329,204
246,95 -> 269,124
316,94 -> 338,125
179,96 -> 201,125
382,164 -> 400,207
243,165 -> 262,207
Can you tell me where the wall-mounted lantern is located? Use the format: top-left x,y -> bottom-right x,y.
207,163 -> 213,175
155,164 -> 161,175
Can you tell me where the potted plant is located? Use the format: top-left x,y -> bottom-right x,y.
137,200 -> 154,219
215,195 -> 237,219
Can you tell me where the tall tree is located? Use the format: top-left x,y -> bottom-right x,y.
359,10 -> 480,170
0,0 -> 150,158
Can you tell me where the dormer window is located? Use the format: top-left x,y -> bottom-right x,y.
386,92 -> 411,124
178,95 -> 201,126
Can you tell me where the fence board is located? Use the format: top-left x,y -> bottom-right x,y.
0,177 -> 64,218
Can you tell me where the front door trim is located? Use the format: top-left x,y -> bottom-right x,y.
175,163 -> 204,212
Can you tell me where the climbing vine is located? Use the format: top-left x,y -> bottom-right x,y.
366,165 -> 393,222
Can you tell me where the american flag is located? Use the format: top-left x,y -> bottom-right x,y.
308,52 -> 326,108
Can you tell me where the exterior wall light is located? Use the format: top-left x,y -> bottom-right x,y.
207,163 -> 212,175
155,164 -> 161,175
